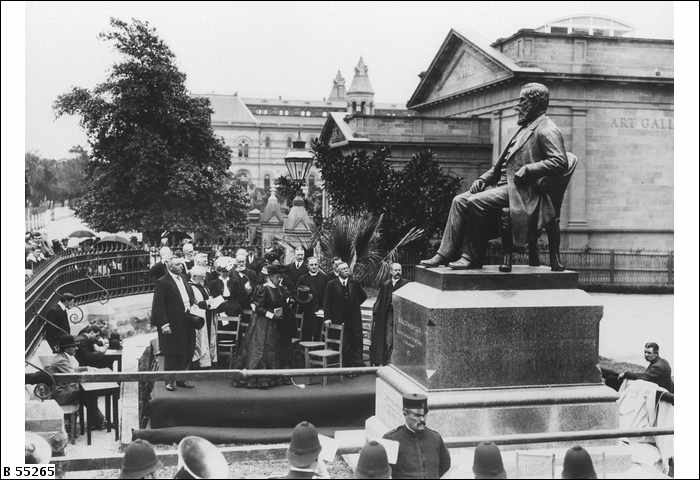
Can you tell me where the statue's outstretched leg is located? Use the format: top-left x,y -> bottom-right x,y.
499,208 -> 513,272
547,220 -> 565,271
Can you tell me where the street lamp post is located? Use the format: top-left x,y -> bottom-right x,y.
284,133 -> 314,194
282,133 -> 316,262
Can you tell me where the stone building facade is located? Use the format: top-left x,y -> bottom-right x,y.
196,58 -> 410,208
319,112 -> 492,190
406,21 -> 673,251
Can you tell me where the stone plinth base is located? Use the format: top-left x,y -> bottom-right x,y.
393,267 -> 604,389
366,366 -> 619,439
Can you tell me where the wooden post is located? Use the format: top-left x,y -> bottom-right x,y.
609,249 -> 615,285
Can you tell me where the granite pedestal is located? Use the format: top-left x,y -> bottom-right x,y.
367,266 -> 619,439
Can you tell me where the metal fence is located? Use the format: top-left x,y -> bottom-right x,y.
393,248 -> 674,292
25,245 -> 153,357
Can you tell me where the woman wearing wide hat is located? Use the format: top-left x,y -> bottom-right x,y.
233,263 -> 292,388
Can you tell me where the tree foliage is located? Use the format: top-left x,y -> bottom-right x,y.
53,18 -> 248,240
25,148 -> 89,205
312,140 -> 461,255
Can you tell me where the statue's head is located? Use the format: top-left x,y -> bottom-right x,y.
517,83 -> 549,126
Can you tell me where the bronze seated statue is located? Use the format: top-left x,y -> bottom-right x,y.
499,152 -> 578,272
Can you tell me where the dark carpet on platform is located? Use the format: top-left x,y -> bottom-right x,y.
146,375 -> 375,430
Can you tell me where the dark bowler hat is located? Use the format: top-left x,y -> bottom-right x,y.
58,335 -> 78,350
287,421 -> 322,468
402,393 -> 428,412
562,445 -> 597,479
120,439 -> 162,478
473,442 -> 506,479
355,441 -> 391,479
295,285 -> 314,304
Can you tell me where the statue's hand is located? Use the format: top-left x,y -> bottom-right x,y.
514,166 -> 528,185
469,178 -> 486,194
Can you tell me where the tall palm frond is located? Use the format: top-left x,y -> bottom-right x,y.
374,226 -> 425,284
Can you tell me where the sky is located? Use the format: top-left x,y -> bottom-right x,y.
25,1 -> 674,159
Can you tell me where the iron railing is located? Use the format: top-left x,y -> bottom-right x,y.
25,245 -> 153,358
390,248 -> 674,291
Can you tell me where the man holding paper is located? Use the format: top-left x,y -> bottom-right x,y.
382,393 -> 451,479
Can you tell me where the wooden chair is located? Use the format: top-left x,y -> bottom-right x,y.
307,323 -> 344,387
515,451 -> 556,479
216,314 -> 242,369
291,305 -> 304,345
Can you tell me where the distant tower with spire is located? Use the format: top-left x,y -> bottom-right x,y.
347,57 -> 374,115
328,70 -> 346,102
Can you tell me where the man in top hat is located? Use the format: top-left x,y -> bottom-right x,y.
472,443 -> 507,479
370,263 -> 408,366
270,421 -> 326,479
45,292 -> 76,352
120,439 -> 163,479
296,257 -> 328,341
355,441 -> 392,479
382,393 -> 451,479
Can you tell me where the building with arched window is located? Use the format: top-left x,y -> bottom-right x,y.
195,58 -> 411,196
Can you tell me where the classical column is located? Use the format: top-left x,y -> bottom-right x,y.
492,109 -> 503,165
566,108 -> 588,227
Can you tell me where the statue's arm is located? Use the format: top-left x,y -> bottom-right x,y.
478,166 -> 499,186
525,126 -> 568,179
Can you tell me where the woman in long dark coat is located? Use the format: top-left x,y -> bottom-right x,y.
233,264 -> 292,388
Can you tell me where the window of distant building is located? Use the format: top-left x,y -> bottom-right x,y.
238,139 -> 249,158
263,109 -> 268,115
322,112 -> 327,117
287,137 -> 293,148
550,26 -> 568,34
264,174 -> 271,190
308,174 -> 315,189
279,110 -> 284,116
264,136 -> 271,148
285,110 -> 289,116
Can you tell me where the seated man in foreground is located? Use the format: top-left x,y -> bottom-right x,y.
420,82 -> 569,270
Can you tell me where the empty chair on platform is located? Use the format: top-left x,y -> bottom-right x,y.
216,315 -> 242,369
307,323 -> 344,387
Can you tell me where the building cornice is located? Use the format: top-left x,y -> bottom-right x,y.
410,72 -> 673,111
491,28 -> 674,48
